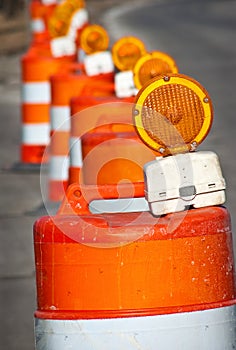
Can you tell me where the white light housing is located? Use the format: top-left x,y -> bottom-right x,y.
115,71 -> 138,98
144,151 -> 226,216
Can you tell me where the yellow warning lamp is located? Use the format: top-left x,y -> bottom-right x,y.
80,24 -> 109,54
48,0 -> 85,38
112,36 -> 146,71
133,51 -> 178,90
133,73 -> 213,156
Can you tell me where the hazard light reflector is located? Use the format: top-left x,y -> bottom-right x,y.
80,24 -> 109,54
133,73 -> 213,155
112,36 -> 146,71
48,0 -> 85,38
133,51 -> 178,89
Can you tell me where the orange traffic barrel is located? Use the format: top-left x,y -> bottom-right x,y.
69,95 -> 148,184
81,128 -> 156,185
20,50 -> 75,164
34,182 -> 236,349
48,67 -> 114,202
69,99 -> 157,186
29,0 -> 57,43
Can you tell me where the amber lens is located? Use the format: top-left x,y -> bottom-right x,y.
87,32 -> 104,51
80,25 -> 109,54
112,37 -> 146,71
139,58 -> 175,86
134,52 -> 178,89
133,74 -> 213,155
49,0 -> 85,38
142,84 -> 204,146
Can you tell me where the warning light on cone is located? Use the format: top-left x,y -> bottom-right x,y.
133,73 -> 213,156
134,73 -> 224,216
48,0 -> 85,38
112,36 -> 146,71
80,24 -> 109,54
133,51 -> 178,89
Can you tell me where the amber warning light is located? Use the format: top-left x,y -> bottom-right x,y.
133,51 -> 178,90
112,36 -> 146,71
133,73 -> 213,156
48,0 -> 85,38
80,24 -> 109,54
133,73 -> 226,217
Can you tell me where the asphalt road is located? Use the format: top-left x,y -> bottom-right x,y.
0,0 -> 236,349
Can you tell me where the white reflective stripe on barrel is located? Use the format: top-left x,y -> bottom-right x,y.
22,123 -> 50,145
50,106 -> 71,132
35,304 -> 236,350
70,137 -> 83,167
22,82 -> 51,104
49,156 -> 70,181
31,19 -> 45,33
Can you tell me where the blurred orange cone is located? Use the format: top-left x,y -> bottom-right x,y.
21,50 -> 75,164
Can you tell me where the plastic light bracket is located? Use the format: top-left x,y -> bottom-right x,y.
58,182 -> 145,216
84,52 -> 114,76
50,36 -> 76,58
115,71 -> 138,98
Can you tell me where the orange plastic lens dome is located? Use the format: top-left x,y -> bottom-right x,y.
112,37 -> 146,71
133,51 -> 178,89
80,24 -> 109,54
48,0 -> 85,38
133,74 -> 213,155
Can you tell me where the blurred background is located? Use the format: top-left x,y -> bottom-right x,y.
0,0 -> 28,55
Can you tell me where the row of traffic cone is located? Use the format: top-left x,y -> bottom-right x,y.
22,1 -> 236,349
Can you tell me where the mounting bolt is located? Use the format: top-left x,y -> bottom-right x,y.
164,76 -> 170,82
190,141 -> 197,151
159,147 -> 165,154
203,97 -> 209,103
